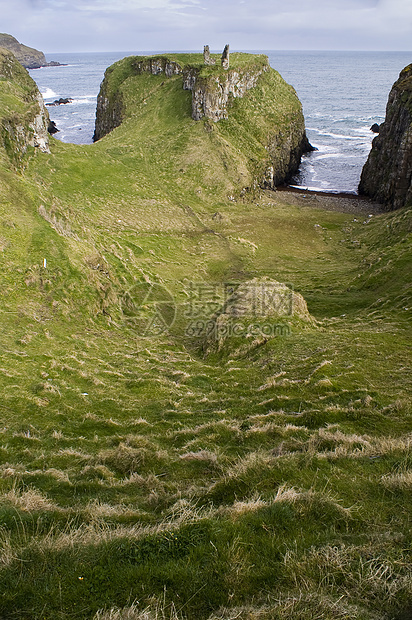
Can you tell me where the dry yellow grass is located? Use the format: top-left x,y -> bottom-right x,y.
3,487 -> 59,512
380,471 -> 412,490
94,600 -> 181,620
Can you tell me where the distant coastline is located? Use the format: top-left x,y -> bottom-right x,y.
0,33 -> 65,69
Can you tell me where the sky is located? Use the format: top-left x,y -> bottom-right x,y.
1,0 -> 412,54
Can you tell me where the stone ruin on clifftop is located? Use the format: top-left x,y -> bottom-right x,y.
221,44 -> 230,69
203,45 -> 216,66
203,44 -> 230,69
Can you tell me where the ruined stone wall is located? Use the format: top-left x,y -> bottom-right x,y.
132,57 -> 182,78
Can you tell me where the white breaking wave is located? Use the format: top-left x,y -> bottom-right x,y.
290,184 -> 357,195
41,88 -> 57,99
315,153 -> 342,160
71,98 -> 97,105
307,128 -> 366,141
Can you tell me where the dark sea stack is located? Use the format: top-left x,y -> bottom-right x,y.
359,64 -> 412,210
370,123 -> 380,133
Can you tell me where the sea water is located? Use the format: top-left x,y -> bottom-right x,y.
266,51 -> 411,193
29,50 -> 411,194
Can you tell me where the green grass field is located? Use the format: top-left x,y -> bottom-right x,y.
0,51 -> 411,620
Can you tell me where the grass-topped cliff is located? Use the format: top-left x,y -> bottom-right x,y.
0,52 -> 411,620
0,47 -> 50,168
93,53 -> 311,188
359,64 -> 412,210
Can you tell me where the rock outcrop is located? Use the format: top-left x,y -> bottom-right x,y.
48,120 -> 59,134
359,64 -> 412,210
183,62 -> 266,122
94,54 -> 274,139
0,48 -> 50,165
93,56 -> 183,142
0,33 -> 63,69
264,122 -> 313,188
46,98 -> 73,107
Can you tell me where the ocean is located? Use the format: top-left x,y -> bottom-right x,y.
29,50 -> 411,194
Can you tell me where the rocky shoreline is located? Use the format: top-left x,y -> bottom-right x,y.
31,60 -> 67,69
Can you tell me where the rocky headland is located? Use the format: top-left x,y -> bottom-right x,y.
93,51 -> 312,189
359,64 -> 412,210
0,33 -> 64,69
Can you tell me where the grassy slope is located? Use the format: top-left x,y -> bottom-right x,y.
0,54 -> 411,620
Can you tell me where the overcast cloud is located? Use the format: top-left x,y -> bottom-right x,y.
1,0 -> 411,53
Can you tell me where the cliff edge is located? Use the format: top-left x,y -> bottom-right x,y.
0,47 -> 50,166
93,52 -> 312,190
359,64 -> 412,210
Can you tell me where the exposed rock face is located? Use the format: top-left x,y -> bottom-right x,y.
264,124 -> 313,188
93,90 -> 123,143
3,91 -> 50,157
0,48 -> 50,164
359,64 -> 412,210
30,92 -> 51,152
0,33 -> 62,69
183,64 -> 266,122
